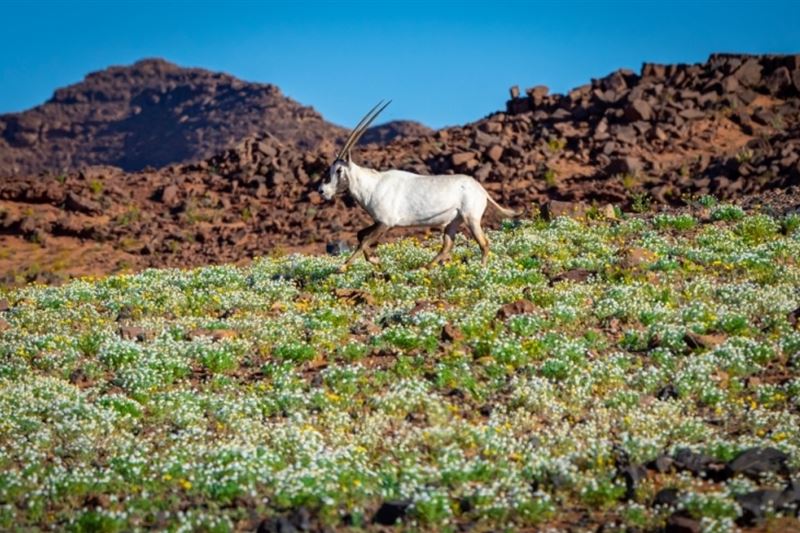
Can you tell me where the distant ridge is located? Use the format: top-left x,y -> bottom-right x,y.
0,58 -> 349,175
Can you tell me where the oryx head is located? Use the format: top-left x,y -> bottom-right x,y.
319,100 -> 391,201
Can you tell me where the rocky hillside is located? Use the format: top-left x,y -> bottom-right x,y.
1,53 -> 799,285
0,59 -> 349,175
358,53 -> 800,206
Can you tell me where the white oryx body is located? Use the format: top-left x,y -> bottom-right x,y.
319,101 -> 519,271
337,165 -> 510,228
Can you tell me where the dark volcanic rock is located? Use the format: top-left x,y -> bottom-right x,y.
727,447 -> 790,478
372,500 -> 411,525
652,488 -> 680,508
735,489 -> 785,526
665,513 -> 701,533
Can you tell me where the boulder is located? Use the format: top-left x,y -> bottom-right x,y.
65,192 -> 101,214
766,66 -> 792,95
734,59 -> 763,86
159,185 -> 181,208
735,490 -> 785,526
665,513 -> 701,533
372,500 -> 411,526
486,144 -> 504,163
606,157 -> 643,176
623,99 -> 653,122
727,447 -> 789,478
496,299 -> 535,320
450,152 -> 476,167
652,488 -> 680,508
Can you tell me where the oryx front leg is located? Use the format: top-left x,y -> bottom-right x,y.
362,224 -> 389,265
339,222 -> 387,272
426,219 -> 460,268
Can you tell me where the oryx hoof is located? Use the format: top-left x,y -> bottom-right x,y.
366,255 -> 381,266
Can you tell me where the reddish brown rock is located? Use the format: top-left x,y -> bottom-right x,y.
486,145 -> 504,163
451,152 -> 477,167
65,192 -> 101,214
540,200 -> 590,220
496,299 -> 536,320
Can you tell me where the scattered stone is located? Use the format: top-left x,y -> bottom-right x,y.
551,268 -> 592,284
65,192 -> 101,214
0,299 -> 9,312
441,322 -> 463,343
652,487 -> 680,508
735,489 -> 784,526
118,326 -> 150,342
334,288 -> 375,306
372,500 -> 411,525
540,200 -> 590,221
656,384 -> 679,401
665,512 -> 701,533
684,331 -> 726,350
84,493 -> 111,509
727,447 -> 789,478
648,453 -> 675,472
673,448 -> 728,480
788,307 -> 799,327
187,328 -> 237,341
68,367 -> 90,387
496,299 -> 535,320
0,319 -> 10,333
325,240 -> 350,256
620,247 -> 657,269
256,516 -> 298,533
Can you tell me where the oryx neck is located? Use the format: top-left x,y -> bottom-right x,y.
347,162 -> 380,207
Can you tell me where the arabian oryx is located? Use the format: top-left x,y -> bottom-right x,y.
319,101 -> 520,272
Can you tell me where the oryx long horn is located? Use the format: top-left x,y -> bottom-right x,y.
336,100 -> 392,161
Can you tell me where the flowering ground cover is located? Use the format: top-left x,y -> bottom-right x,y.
1,204 -> 799,532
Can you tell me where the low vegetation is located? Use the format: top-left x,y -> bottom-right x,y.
1,206 -> 798,531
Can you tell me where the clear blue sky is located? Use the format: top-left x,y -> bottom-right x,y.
1,0 -> 798,129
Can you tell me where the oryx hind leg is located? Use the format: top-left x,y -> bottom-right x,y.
465,216 -> 490,266
426,218 -> 460,268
